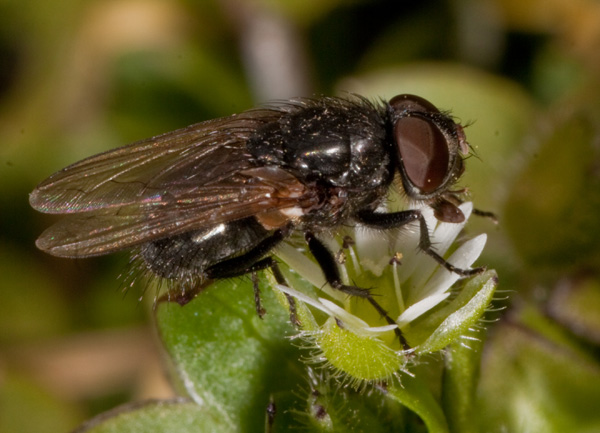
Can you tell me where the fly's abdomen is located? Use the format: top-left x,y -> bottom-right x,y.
139,217 -> 271,280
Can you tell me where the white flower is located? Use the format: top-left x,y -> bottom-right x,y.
272,202 -> 497,383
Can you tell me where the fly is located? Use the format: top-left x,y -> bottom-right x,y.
30,94 -> 487,342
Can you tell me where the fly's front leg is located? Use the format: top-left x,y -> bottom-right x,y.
416,215 -> 485,276
356,208 -> 485,276
304,231 -> 408,349
472,208 -> 499,223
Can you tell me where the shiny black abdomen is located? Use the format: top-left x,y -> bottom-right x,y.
140,217 -> 271,279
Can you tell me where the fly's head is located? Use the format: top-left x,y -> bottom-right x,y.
388,94 -> 471,223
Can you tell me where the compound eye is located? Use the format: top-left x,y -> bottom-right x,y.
389,94 -> 440,115
395,115 -> 449,194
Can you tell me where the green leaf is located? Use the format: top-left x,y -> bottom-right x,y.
299,381 -> 404,433
387,374 -> 449,433
72,399 -> 227,433
442,327 -> 485,433
154,277 -> 303,431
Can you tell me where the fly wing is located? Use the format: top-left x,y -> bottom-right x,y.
30,110 -> 279,213
31,109 -> 316,257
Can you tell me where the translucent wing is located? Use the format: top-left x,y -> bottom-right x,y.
30,110 -> 280,213
30,109 -> 314,257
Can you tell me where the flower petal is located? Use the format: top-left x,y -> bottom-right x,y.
318,298 -> 370,329
397,292 -> 451,327
319,298 -> 399,336
411,234 -> 487,305
276,243 -> 345,302
274,284 -> 336,317
394,206 -> 435,284
353,227 -> 392,276
408,202 -> 473,290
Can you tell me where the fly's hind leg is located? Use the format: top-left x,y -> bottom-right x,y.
204,226 -> 300,326
304,231 -> 408,349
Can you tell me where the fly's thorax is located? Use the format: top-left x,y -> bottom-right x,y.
246,97 -> 393,191
295,181 -> 390,231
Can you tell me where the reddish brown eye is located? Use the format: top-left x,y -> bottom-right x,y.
395,115 -> 449,194
389,94 -> 440,114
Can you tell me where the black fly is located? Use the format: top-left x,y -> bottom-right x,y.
30,94 -> 484,335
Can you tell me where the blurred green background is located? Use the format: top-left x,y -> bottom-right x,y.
1,0 -> 600,432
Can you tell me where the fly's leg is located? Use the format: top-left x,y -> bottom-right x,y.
251,271 -> 266,317
356,209 -> 485,277
304,231 -> 409,349
204,226 -> 300,326
445,193 -> 498,224
472,208 -> 498,223
415,214 -> 485,276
